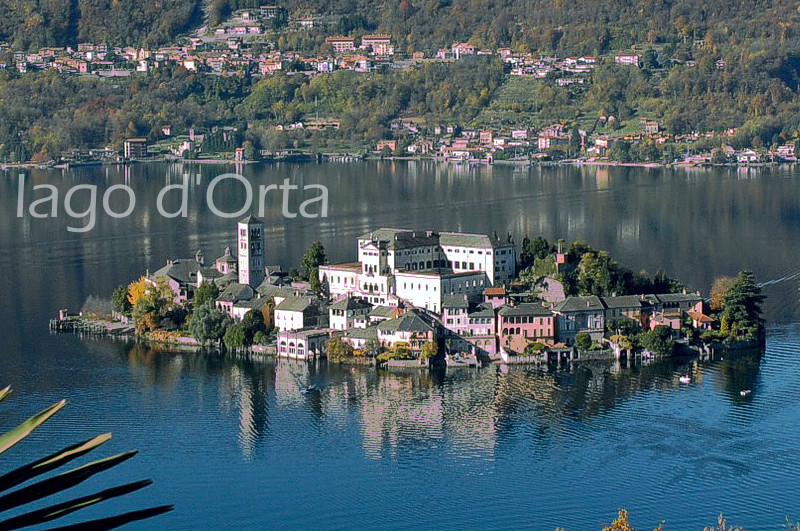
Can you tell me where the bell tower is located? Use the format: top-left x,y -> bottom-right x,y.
237,216 -> 264,287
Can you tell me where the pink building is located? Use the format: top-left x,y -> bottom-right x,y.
498,303 -> 556,352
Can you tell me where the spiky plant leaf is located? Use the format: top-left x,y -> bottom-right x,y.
47,505 -> 175,531
0,451 -> 137,512
0,387 -> 10,404
0,400 -> 66,456
0,433 -> 112,494
0,480 -> 153,531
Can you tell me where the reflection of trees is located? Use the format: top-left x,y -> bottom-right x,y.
715,351 -> 763,400
119,338 -> 761,460
124,344 -> 273,457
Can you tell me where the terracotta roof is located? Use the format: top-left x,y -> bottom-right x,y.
484,287 -> 507,296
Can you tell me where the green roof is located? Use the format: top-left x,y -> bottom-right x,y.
498,302 -> 553,317
239,215 -> 262,225
345,326 -> 379,341
275,296 -> 318,313
377,311 -> 435,333
600,295 -> 645,309
555,296 -> 606,313
443,293 -> 470,309
468,303 -> 496,319
329,297 -> 372,311
216,283 -> 255,303
151,259 -> 201,285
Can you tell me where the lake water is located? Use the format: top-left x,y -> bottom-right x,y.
1,161 -> 799,530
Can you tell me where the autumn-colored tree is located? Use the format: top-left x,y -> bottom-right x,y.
710,276 -> 735,310
601,509 -> 664,531
325,336 -> 354,363
419,341 -> 438,360
127,276 -> 148,307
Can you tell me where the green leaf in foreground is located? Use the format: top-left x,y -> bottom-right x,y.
0,451 -> 137,512
47,505 -> 175,531
0,433 -> 112,494
0,400 -> 66,456
0,480 -> 153,531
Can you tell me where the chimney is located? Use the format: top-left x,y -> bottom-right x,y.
586,300 -> 590,307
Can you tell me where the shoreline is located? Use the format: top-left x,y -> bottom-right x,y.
3,153 -> 796,172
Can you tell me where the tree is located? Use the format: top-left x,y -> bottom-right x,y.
241,308 -> 266,342
131,278 -> 173,335
301,241 -> 327,280
710,276 -> 735,310
575,331 -> 592,351
577,251 -> 614,296
242,140 -> 257,161
112,284 -> 132,315
419,341 -> 438,360
523,342 -> 546,355
309,267 -> 323,295
364,337 -> 382,358
194,281 -> 219,308
641,325 -> 675,358
126,276 -> 148,308
224,324 -> 247,349
721,270 -> 764,340
189,301 -> 232,345
325,336 -> 354,363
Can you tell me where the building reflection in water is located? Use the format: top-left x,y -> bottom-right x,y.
121,342 -> 762,460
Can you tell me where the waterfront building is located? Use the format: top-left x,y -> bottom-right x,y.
376,309 -> 438,353
442,294 -> 498,356
123,138 -> 148,158
600,295 -> 646,327
277,328 -> 329,360
553,295 -> 606,345
498,302 -> 556,352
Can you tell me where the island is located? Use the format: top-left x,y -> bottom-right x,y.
51,216 -> 765,369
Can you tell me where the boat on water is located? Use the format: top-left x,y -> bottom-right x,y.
740,389 -> 752,396
679,375 -> 691,384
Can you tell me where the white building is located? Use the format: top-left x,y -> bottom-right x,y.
274,296 -> 325,331
277,328 -> 328,360
238,216 -> 264,287
394,270 -> 487,314
328,296 -> 372,331
319,228 -> 516,315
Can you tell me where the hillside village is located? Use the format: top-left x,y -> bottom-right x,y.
137,217 -> 713,366
1,5 -> 797,165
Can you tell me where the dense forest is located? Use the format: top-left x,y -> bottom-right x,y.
0,57 -> 506,160
0,0 -> 202,49
4,0 -> 800,53
4,1 -> 800,160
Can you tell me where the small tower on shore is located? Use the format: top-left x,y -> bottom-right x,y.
238,216 -> 264,287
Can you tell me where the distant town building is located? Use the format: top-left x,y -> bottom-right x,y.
325,37 -> 356,53
360,35 -> 394,56
614,53 -> 642,67
123,138 -> 148,158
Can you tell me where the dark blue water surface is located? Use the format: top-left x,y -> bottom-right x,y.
1,162 -> 799,530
